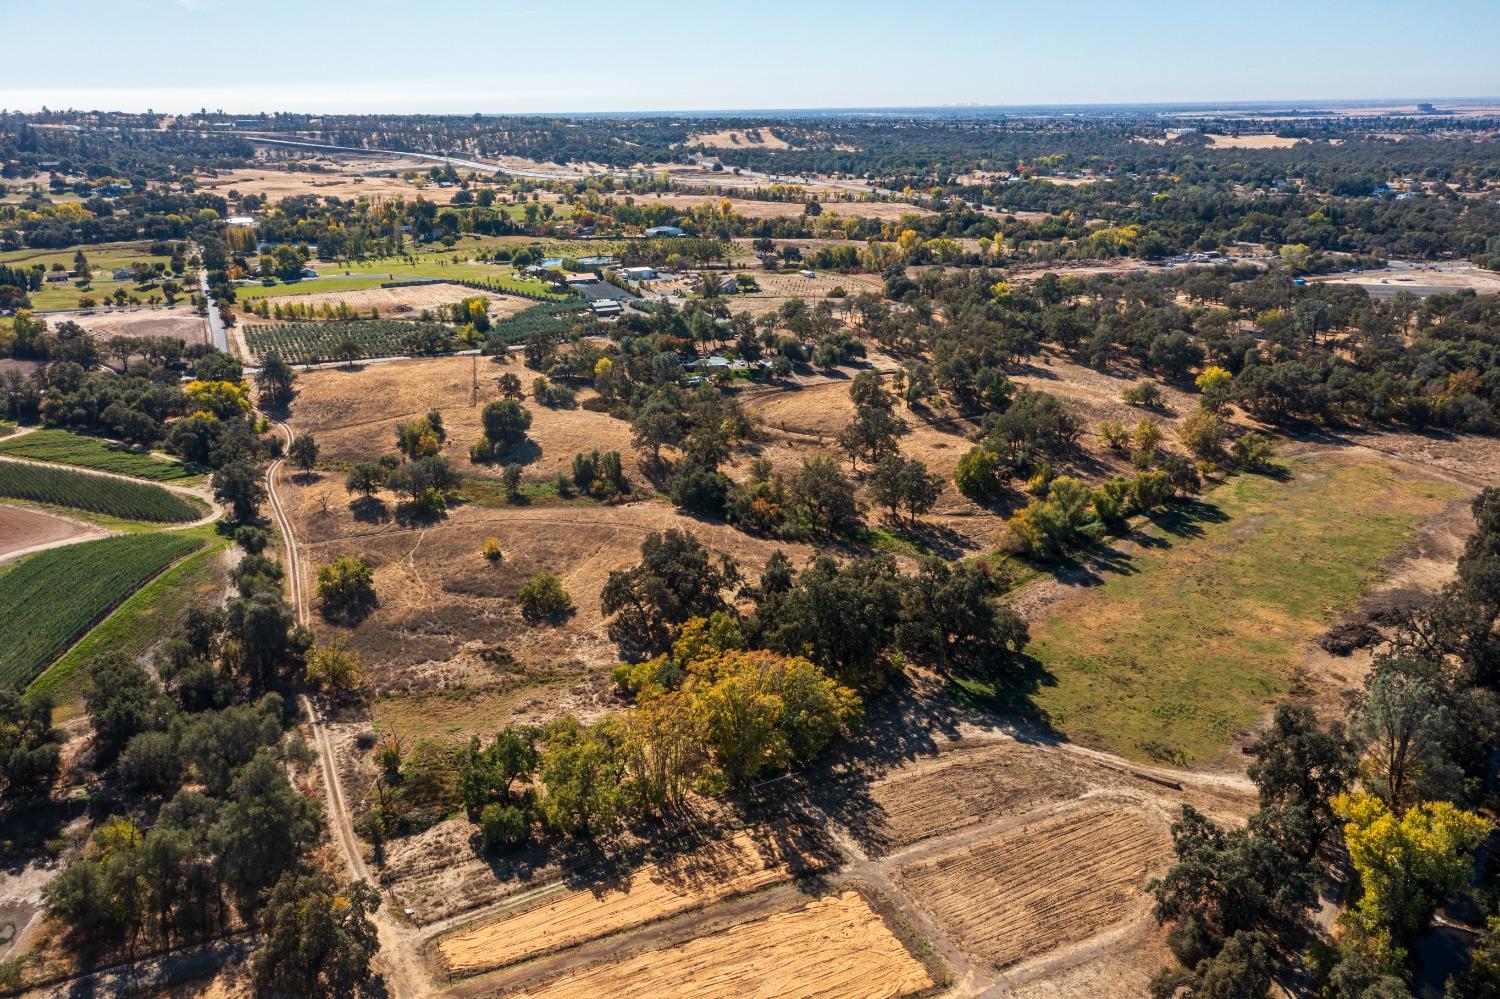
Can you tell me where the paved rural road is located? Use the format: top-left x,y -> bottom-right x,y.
225,133 -> 585,181
199,267 -> 229,352
260,410 -> 431,998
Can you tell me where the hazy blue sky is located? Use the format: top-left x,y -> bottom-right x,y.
3,0 -> 1497,114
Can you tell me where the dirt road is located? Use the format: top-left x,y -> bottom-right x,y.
263,411 -> 430,997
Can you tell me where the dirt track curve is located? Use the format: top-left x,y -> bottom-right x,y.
263,412 -> 430,998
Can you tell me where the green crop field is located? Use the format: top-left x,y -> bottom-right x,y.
956,455 -> 1468,767
0,532 -> 205,689
244,319 -> 460,364
29,534 -> 229,703
0,429 -> 198,481
0,461 -> 203,522
485,301 -> 595,345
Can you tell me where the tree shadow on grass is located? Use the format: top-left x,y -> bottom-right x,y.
1145,497 -> 1228,541
349,496 -> 390,524
945,652 -> 1060,737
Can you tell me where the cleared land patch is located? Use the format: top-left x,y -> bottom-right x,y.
1004,453 -> 1467,763
838,741 -> 1089,856
436,826 -> 827,978
1205,133 -> 1300,149
504,890 -> 933,999
0,429 -> 197,481
0,504 -> 98,561
284,354 -> 640,483
236,282 -> 531,323
688,128 -> 790,150
0,461 -> 203,522
0,532 -> 204,689
58,307 -> 209,346
894,806 -> 1171,970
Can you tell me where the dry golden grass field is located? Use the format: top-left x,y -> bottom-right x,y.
500,890 -> 935,999
237,283 -> 532,323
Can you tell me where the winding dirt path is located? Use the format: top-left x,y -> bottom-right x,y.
262,411 -> 430,998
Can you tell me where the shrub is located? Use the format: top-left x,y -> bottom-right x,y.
478,802 -> 531,849
517,572 -> 573,620
482,537 -> 504,562
1123,379 -> 1165,408
953,446 -> 1003,501
316,554 -> 376,623
1231,431 -> 1275,469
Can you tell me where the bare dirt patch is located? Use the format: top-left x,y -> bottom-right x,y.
642,191 -> 927,222
838,740 -> 1091,857
239,283 -> 533,323
725,270 -> 885,318
687,129 -> 790,150
195,166 -> 469,204
434,826 -> 828,978
894,805 -> 1172,970
0,504 -> 103,562
502,889 -> 934,999
285,481 -> 813,690
50,307 -> 209,346
1205,134 -> 1300,149
1310,262 -> 1500,296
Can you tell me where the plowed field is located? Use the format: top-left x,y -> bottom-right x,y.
895,807 -> 1171,969
840,741 -> 1088,855
437,827 -> 826,977
506,891 -> 933,999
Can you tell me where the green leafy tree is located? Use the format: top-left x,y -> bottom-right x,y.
1334,791 -> 1489,944
791,455 -> 862,537
84,652 -> 168,762
517,572 -> 573,621
288,433 -> 319,474
317,554 -> 377,624
213,460 -> 267,523
458,727 -> 538,821
899,558 -> 1028,676
953,446 -> 1004,502
253,870 -> 382,997
256,353 -> 296,410
0,689 -> 62,799
601,530 -> 736,654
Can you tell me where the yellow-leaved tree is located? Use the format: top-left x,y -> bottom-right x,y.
1334,790 -> 1488,947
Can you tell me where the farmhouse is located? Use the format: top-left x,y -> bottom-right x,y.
643,226 -> 685,238
112,267 -> 135,281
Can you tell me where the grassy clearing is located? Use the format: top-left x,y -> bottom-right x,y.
371,680 -> 569,744
459,476 -> 603,508
0,240 -> 175,311
237,252 -> 562,302
958,456 -> 1466,766
0,428 -> 198,481
0,531 -> 206,689
0,461 -> 204,522
30,533 -> 229,705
